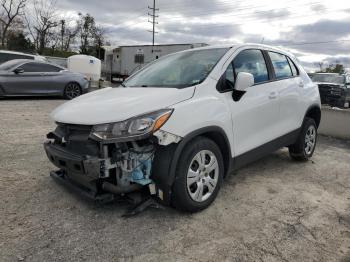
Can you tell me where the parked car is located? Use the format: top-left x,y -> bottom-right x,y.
44,44 -> 321,212
0,50 -> 47,64
311,73 -> 350,108
0,59 -> 89,99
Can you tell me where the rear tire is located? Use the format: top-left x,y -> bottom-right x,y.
64,82 -> 82,100
289,117 -> 317,161
171,137 -> 224,212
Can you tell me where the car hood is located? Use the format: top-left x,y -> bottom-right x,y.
51,86 -> 195,125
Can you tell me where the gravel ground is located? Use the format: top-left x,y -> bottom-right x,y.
0,98 -> 349,262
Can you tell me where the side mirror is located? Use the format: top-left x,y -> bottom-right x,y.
14,67 -> 24,74
234,72 -> 254,91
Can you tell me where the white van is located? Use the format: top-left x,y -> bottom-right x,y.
0,50 -> 47,64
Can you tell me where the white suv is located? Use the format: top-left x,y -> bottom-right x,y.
44,44 -> 321,212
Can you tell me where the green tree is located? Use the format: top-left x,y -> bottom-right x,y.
77,13 -> 95,54
7,31 -> 34,52
324,64 -> 344,74
77,13 -> 105,57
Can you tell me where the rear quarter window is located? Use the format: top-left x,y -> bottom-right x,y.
287,57 -> 299,76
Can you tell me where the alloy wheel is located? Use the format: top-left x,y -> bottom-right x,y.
304,125 -> 316,155
186,150 -> 219,202
65,83 -> 81,99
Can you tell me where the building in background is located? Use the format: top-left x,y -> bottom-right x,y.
101,43 -> 207,80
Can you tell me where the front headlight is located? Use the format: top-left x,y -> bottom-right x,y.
90,109 -> 173,141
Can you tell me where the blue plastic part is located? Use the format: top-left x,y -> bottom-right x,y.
131,157 -> 153,185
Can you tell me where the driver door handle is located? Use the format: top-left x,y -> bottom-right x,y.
299,81 -> 304,88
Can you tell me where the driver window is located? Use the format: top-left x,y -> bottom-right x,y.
233,49 -> 269,84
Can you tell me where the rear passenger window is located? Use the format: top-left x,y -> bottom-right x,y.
268,52 -> 293,79
20,62 -> 61,72
233,49 -> 269,84
287,57 -> 299,76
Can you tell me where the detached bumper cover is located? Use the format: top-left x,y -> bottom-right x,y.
44,142 -> 102,179
44,142 -> 107,193
50,169 -> 114,202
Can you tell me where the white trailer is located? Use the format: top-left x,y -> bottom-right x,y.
102,43 -> 207,79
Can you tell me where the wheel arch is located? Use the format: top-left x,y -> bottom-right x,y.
304,104 -> 321,128
65,81 -> 82,89
151,126 -> 232,204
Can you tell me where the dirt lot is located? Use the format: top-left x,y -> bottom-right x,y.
0,99 -> 349,262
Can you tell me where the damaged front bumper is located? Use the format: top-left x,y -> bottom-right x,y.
44,123 -> 182,204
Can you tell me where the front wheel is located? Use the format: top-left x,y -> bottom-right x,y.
64,82 -> 82,100
289,117 -> 317,161
171,137 -> 224,212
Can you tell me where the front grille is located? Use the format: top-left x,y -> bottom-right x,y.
57,123 -> 93,137
55,123 -> 99,157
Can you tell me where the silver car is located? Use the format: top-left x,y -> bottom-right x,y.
0,59 -> 89,99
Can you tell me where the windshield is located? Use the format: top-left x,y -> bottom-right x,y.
0,59 -> 24,71
312,74 -> 345,84
123,48 -> 229,88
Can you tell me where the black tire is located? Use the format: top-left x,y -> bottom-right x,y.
289,117 -> 317,161
171,136 -> 224,212
64,82 -> 82,100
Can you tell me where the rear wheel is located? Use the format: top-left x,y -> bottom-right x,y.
289,117 -> 317,161
171,137 -> 224,212
64,82 -> 82,100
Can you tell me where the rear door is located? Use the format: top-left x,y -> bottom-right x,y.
267,51 -> 303,134
37,64 -> 64,95
222,49 -> 280,156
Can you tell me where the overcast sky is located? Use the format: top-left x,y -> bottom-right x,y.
55,0 -> 350,71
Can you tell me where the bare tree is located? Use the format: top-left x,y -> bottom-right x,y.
0,0 -> 27,48
25,0 -> 58,54
58,16 -> 79,52
59,19 -> 64,51
94,25 -> 105,59
63,25 -> 78,51
315,61 -> 324,72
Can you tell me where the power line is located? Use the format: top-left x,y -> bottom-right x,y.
280,39 -> 350,46
107,1 -> 344,47
159,1 -> 323,21
111,6 -> 338,42
160,5 -> 338,33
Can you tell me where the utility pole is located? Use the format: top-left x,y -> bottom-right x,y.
148,0 -> 159,47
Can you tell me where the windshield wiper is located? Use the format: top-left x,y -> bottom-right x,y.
120,83 -> 126,87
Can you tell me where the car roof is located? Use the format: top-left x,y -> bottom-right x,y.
1,59 -> 65,69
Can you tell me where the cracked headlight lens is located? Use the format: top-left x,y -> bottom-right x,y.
90,109 -> 173,141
